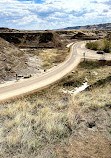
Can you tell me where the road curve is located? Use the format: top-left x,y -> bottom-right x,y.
0,41 -> 82,102
0,41 -> 111,102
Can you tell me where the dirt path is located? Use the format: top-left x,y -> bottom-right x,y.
0,41 -> 111,102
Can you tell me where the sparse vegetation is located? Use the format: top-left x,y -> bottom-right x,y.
86,38 -> 111,53
86,41 -> 99,50
0,89 -> 74,157
24,48 -> 69,69
39,48 -> 69,69
0,60 -> 111,158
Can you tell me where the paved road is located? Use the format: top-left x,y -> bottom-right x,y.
0,41 -> 111,102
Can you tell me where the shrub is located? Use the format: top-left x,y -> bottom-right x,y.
86,42 -> 98,51
103,39 -> 110,53
86,39 -> 111,53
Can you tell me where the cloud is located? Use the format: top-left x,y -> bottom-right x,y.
102,0 -> 111,5
0,0 -> 111,30
103,9 -> 108,12
91,0 -> 111,5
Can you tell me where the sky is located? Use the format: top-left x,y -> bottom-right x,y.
0,0 -> 111,30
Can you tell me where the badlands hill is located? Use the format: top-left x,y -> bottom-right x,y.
0,31 -> 63,49
0,37 -> 26,82
63,23 -> 111,30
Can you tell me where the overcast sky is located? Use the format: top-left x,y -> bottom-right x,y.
0,0 -> 111,30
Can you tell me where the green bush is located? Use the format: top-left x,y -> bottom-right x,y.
86,42 -> 98,51
103,39 -> 110,53
86,39 -> 111,53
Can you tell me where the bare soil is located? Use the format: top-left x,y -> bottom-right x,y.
0,32 -> 63,49
56,107 -> 111,158
0,38 -> 43,83
56,132 -> 111,158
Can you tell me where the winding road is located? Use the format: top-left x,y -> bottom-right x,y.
0,41 -> 111,102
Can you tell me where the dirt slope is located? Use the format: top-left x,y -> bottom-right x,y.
0,37 -> 26,82
71,32 -> 100,40
0,32 -> 63,49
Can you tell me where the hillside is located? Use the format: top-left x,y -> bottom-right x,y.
63,23 -> 111,30
0,37 -> 27,82
0,37 -> 44,83
0,31 -> 68,83
0,32 -> 63,49
0,27 -> 19,32
0,60 -> 111,158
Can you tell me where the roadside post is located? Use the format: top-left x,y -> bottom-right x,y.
100,51 -> 105,61
83,52 -> 85,62
16,74 -> 18,81
102,52 -> 105,61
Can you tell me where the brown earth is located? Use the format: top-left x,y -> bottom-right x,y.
0,32 -> 63,49
0,31 -> 66,84
0,29 -> 107,49
56,133 -> 111,158
71,32 -> 100,40
55,107 -> 111,158
0,38 -> 43,83
0,37 -> 26,82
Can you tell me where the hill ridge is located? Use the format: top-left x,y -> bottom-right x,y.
62,23 -> 111,30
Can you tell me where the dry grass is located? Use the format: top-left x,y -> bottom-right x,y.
24,48 -> 69,70
0,92 -> 75,157
76,84 -> 111,109
58,60 -> 111,91
39,49 -> 69,69
0,60 -> 111,157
